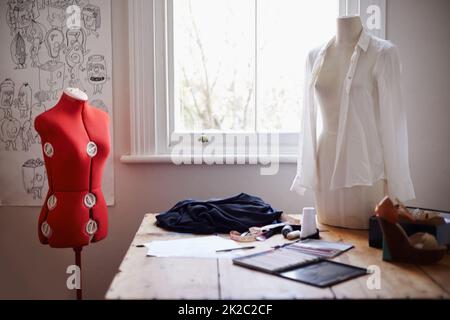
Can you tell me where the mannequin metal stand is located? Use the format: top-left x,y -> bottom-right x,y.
74,247 -> 83,300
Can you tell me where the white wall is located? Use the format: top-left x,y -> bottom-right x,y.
0,0 -> 449,299
387,0 -> 450,210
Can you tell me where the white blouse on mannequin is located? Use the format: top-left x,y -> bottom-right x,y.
291,26 -> 415,228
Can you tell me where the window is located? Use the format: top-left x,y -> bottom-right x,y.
171,0 -> 337,134
169,0 -> 337,155
124,0 -> 386,163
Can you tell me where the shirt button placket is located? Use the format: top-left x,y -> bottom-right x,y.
346,51 -> 359,93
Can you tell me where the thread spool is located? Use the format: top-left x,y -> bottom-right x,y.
282,225 -> 294,238
286,230 -> 301,240
301,207 -> 317,239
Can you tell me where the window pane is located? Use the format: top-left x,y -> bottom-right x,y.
257,0 -> 338,132
173,0 -> 256,132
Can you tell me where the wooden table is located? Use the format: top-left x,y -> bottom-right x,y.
106,214 -> 450,299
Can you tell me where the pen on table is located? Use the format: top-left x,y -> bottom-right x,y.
216,246 -> 255,253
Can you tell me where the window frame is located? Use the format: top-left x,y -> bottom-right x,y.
122,0 -> 386,164
166,0 -> 304,157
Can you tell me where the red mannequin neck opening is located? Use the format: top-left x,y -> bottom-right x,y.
59,92 -> 88,111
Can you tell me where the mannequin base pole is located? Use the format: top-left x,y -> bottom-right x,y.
74,247 -> 82,300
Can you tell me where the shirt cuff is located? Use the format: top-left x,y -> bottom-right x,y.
290,175 -> 308,196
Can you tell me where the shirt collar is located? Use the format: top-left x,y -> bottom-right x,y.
357,29 -> 371,52
319,29 -> 371,56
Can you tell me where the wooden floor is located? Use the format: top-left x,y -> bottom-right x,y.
106,214 -> 450,299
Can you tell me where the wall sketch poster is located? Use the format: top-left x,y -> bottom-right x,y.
0,0 -> 114,206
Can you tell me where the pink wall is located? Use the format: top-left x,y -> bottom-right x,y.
0,0 -> 449,299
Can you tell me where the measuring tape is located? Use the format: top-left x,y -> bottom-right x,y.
230,222 -> 288,242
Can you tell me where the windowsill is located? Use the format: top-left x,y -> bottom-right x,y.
120,154 -> 297,164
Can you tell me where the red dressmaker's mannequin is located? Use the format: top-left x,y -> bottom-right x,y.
35,88 -> 110,299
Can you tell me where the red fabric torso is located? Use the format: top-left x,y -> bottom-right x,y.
35,93 -> 110,248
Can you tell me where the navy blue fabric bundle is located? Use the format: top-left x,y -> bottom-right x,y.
156,193 -> 283,234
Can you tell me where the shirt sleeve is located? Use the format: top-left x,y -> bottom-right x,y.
290,52 -> 318,195
375,44 -> 415,202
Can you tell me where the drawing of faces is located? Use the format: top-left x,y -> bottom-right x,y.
22,159 -> 36,193
36,0 -> 46,10
25,20 -> 45,43
66,28 -> 86,69
87,55 -> 106,84
33,160 -> 46,190
82,4 -> 101,32
0,116 -> 21,150
17,83 -> 32,118
18,83 -> 31,106
29,38 -> 41,68
39,61 -> 65,94
87,55 -> 107,94
1,79 -> 15,108
11,32 -> 27,68
0,118 -> 20,140
6,0 -> 18,32
19,119 -> 33,151
15,2 -> 33,30
47,4 -> 65,28
22,159 -> 46,197
45,28 -> 64,60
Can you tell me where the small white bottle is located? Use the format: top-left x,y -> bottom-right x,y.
301,207 -> 317,239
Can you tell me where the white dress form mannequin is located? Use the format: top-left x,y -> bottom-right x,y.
314,16 -> 385,229
64,87 -> 88,101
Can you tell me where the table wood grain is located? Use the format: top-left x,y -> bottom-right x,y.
106,214 -> 450,300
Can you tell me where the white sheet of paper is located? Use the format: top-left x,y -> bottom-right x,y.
145,235 -> 244,258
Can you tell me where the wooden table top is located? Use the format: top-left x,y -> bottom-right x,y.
106,214 -> 450,300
